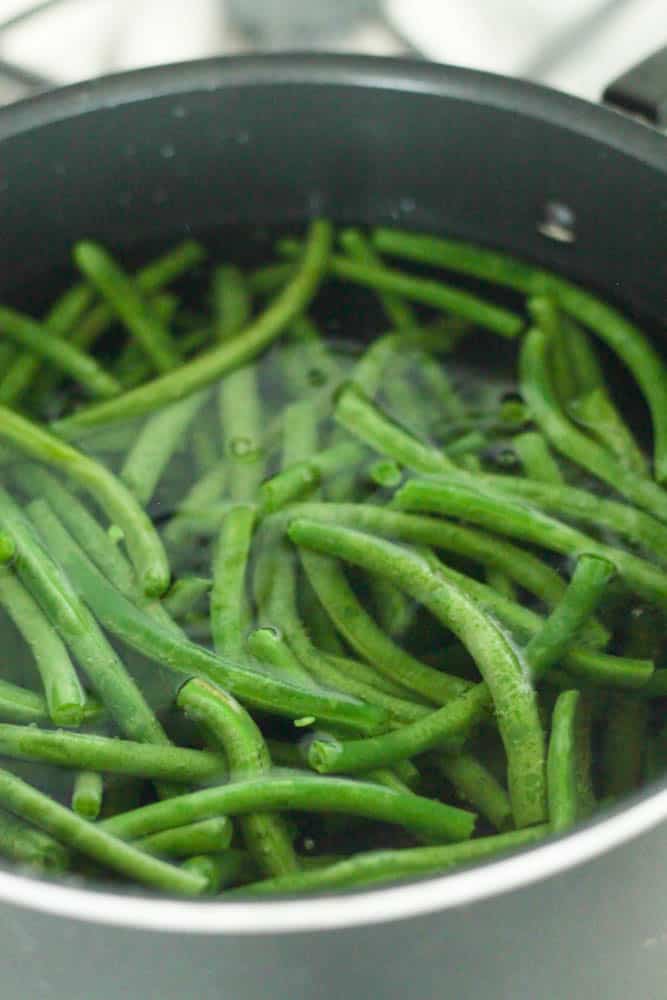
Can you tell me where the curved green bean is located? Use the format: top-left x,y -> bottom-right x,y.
178,678 -> 299,877
547,690 -> 580,833
52,219 -> 332,435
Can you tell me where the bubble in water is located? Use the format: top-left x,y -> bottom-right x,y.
400,197 -> 416,214
229,436 -> 262,462
538,201 -> 576,243
237,130 -> 250,145
125,143 -> 137,159
54,162 -> 66,177
171,104 -> 187,119
303,837 -> 316,852
160,144 -> 175,159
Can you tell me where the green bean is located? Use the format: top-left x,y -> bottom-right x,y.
436,752 -> 513,832
323,655 -> 416,701
240,826 -> 546,894
163,460 -> 228,549
13,464 -> 136,598
297,547 -> 470,705
210,505 -> 255,656
602,694 -> 648,798
281,398 -> 320,469
246,628 -> 313,687
33,503 -> 387,734
0,679 -> 100,726
512,432 -> 563,485
246,261 -> 295,296
0,571 -> 86,726
521,327 -> 667,522
52,219 -> 332,434
270,501 -> 566,614
0,808 -> 69,873
452,469 -> 667,564
373,227 -> 667,481
112,293 -> 180,386
0,767 -> 205,895
162,577 -> 211,620
135,818 -> 232,859
219,366 -> 265,501
573,693 -> 596,819
0,408 -> 170,596
257,544 -> 427,724
290,520 -> 546,826
280,240 -> 522,337
74,242 -> 182,373
120,390 -> 209,506
396,479 -> 667,609
0,304 -> 121,399
12,497 -> 172,749
178,678 -> 299,877
0,284 -> 94,407
523,555 -> 615,680
339,228 -> 417,330
258,441 -> 365,515
100,773 -> 475,844
72,771 -> 104,820
213,265 -> 252,340
528,295 -> 576,404
546,690 -> 580,833
0,724 -> 227,782
335,385 -> 455,475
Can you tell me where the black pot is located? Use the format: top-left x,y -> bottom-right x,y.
0,51 -> 665,1000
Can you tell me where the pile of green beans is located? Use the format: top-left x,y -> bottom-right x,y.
0,219 -> 664,898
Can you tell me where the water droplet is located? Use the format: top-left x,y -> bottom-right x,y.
237,130 -> 249,145
399,196 -> 416,214
171,104 -> 187,119
229,436 -> 262,463
54,162 -> 66,176
538,201 -> 576,243
160,144 -> 175,159
303,837 -> 316,852
124,143 -> 137,159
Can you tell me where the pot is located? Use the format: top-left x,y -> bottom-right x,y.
0,50 -> 665,1000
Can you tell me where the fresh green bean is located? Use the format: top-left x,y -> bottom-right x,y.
213,265 -> 252,340
0,408 -> 170,596
72,771 -> 104,820
0,808 -> 69,873
120,390 -> 209,506
210,505 -> 255,656
74,242 -> 182,373
240,826 -> 547,894
290,519 -> 547,826
0,304 -> 121,403
0,768 -> 206,895
297,547 -> 470,705
258,441 -> 365,515
436,752 -> 513,832
135,818 -> 232,859
547,690 -> 580,832
339,228 -> 417,330
0,724 -> 227,782
220,367 -> 265,501
521,327 -> 667,522
162,577 -> 211,620
0,570 -> 86,726
33,502 -> 387,734
373,227 -> 667,482
178,678 -> 299,877
100,773 -> 475,844
163,460 -> 228,549
13,464 -> 136,597
396,479 -> 667,609
246,628 -> 313,687
0,284 -> 94,407
512,432 -> 563,485
280,240 -> 523,337
52,219 -> 332,435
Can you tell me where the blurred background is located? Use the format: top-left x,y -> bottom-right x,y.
0,0 -> 664,105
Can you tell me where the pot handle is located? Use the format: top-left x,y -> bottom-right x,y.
602,44 -> 667,127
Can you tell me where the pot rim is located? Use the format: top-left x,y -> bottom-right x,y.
0,52 -> 664,934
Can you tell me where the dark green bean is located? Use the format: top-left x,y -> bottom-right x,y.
213,265 -> 252,340
100,773 -> 476,844
136,818 -> 232,859
436,752 -> 513,832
